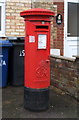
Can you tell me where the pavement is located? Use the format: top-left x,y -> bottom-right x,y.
2,86 -> 79,119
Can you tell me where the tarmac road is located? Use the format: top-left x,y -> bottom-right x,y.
2,86 -> 79,119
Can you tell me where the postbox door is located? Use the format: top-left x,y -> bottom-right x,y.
33,31 -> 50,88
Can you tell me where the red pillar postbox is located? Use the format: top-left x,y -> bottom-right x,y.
20,8 -> 55,111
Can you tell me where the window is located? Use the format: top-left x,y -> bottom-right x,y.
67,2 -> 79,37
0,1 -> 5,37
0,6 -> 1,31
77,3 -> 79,37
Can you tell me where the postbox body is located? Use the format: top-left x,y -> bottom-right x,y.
20,8 -> 54,89
25,21 -> 50,89
20,8 -> 54,111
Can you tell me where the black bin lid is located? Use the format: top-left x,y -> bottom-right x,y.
7,37 -> 25,45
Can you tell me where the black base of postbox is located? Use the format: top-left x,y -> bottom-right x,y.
24,87 -> 49,111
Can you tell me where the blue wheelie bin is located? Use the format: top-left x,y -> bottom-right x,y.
0,40 -> 12,87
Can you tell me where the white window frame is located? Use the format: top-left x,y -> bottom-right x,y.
0,0 -> 6,37
64,0 -> 79,56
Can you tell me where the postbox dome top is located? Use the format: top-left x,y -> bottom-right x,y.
20,8 -> 55,17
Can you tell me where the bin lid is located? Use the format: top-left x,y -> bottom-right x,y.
0,40 -> 12,47
20,8 -> 55,17
7,37 -> 24,45
7,37 -> 25,41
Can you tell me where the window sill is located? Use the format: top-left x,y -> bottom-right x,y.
0,34 -> 6,37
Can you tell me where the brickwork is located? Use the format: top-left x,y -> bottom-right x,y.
53,2 -> 64,55
50,55 -> 79,100
6,0 -> 31,37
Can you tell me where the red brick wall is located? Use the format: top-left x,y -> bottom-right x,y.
50,55 -> 79,100
53,2 -> 64,55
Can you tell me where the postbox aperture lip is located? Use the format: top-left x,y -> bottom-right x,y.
20,8 -> 55,17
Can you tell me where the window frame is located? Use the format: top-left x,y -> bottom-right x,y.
0,0 -> 6,37
64,0 -> 79,57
